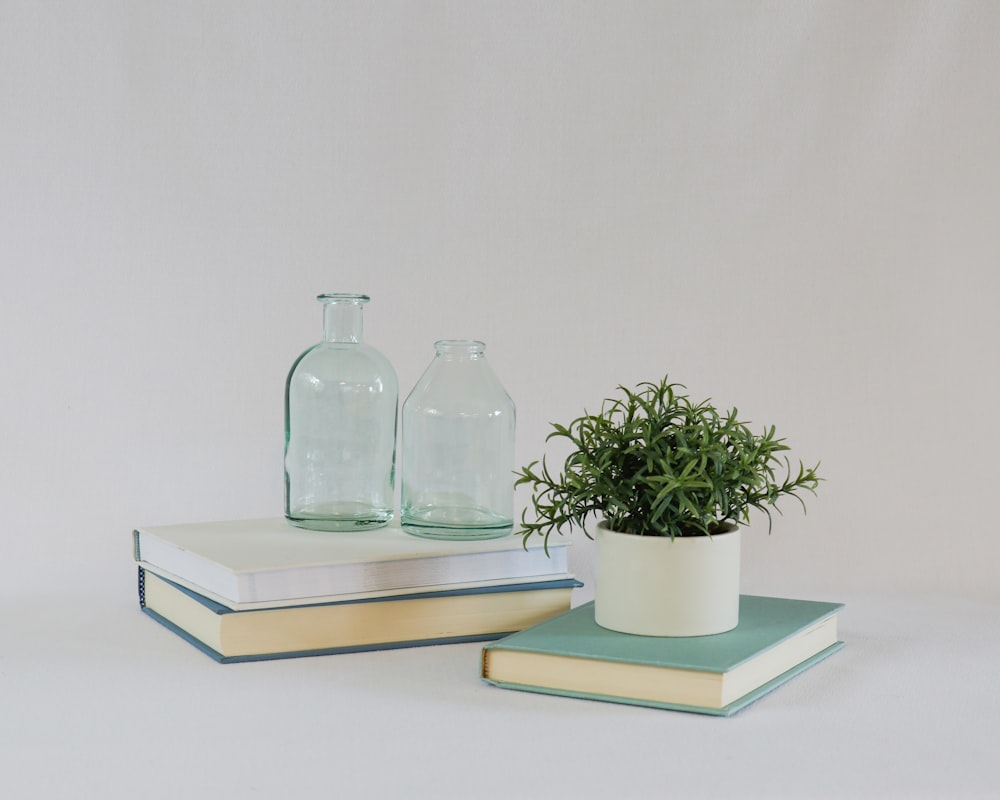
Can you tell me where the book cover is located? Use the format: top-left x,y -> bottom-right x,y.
133,517 -> 571,609
139,568 -> 582,663
481,596 -> 844,716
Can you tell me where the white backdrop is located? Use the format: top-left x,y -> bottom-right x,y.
3,2 -> 999,797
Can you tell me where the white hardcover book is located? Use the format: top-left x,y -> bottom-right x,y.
133,517 -> 571,610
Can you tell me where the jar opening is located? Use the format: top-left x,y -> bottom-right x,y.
317,293 -> 370,305
434,339 -> 485,355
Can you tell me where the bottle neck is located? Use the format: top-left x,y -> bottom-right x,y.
319,294 -> 368,343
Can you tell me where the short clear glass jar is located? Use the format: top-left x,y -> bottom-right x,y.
284,293 -> 398,531
401,340 -> 515,540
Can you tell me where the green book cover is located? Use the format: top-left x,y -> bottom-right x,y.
481,596 -> 844,716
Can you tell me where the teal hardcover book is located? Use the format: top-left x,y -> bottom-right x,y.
481,596 -> 844,716
139,568 -> 581,663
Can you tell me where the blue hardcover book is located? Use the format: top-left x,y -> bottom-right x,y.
139,568 -> 581,663
481,596 -> 844,716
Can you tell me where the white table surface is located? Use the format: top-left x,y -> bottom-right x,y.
4,573 -> 997,800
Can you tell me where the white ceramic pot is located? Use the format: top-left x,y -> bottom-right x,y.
594,521 -> 741,637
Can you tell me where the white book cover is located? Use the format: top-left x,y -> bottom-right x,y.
133,517 -> 572,608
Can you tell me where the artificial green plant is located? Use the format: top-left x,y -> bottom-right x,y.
516,376 -> 820,549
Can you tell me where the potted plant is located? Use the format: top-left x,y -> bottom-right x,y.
515,377 -> 820,637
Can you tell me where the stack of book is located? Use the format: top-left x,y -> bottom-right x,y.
133,517 -> 579,663
133,518 -> 844,716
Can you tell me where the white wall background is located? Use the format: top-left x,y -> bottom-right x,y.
3,1 -> 998,602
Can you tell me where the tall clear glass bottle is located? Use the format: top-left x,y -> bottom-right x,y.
284,293 -> 398,531
401,340 -> 515,540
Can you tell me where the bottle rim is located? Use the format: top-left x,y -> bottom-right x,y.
434,339 -> 486,353
317,293 -> 371,304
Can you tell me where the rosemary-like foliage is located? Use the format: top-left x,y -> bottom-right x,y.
516,377 -> 821,549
